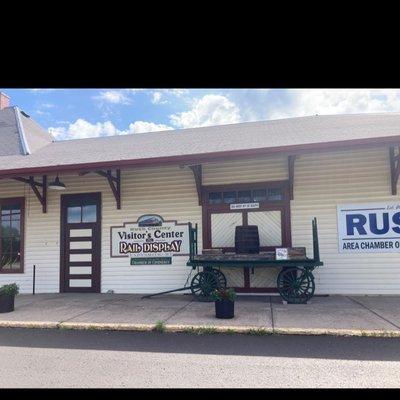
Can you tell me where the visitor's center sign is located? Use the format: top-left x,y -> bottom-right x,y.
337,202 -> 400,253
111,214 -> 190,264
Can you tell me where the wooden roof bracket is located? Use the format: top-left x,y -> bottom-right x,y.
288,155 -> 296,200
189,165 -> 203,206
79,169 -> 121,209
13,175 -> 47,213
389,146 -> 400,195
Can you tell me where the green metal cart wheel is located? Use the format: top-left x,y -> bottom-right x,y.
277,267 -> 315,304
305,270 -> 315,301
190,270 -> 219,302
211,268 -> 227,289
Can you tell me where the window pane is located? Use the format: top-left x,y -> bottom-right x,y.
67,206 -> 81,223
1,253 -> 20,270
11,213 -> 20,221
12,238 -> 20,253
268,188 -> 283,201
82,205 -> 96,223
238,190 -> 251,203
253,189 -> 267,202
1,204 -> 19,213
0,253 -> 19,268
209,192 -> 222,204
11,219 -> 20,234
1,254 -> 11,268
223,191 -> 236,204
1,237 -> 11,253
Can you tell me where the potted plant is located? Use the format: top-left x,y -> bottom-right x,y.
0,283 -> 19,313
211,287 -> 236,319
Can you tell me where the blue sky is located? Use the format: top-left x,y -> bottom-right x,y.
1,89 -> 400,140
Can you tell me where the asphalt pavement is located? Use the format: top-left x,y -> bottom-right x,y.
0,328 -> 400,388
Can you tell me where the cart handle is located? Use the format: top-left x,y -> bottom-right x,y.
312,217 -> 320,262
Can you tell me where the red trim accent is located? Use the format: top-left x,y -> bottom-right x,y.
1,135 -> 400,178
0,197 -> 25,274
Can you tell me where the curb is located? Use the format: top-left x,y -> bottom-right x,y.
59,322 -> 155,331
0,320 -> 58,329
1,320 -> 400,337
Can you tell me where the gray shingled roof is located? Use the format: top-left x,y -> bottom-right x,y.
0,107 -> 53,158
0,108 -> 24,156
1,112 -> 400,174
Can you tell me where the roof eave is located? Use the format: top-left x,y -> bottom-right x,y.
1,135 -> 400,179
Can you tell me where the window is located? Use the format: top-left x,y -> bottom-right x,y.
0,198 -> 24,273
223,191 -> 236,204
67,200 -> 97,223
209,192 -> 222,205
238,190 -> 252,203
253,189 -> 267,202
208,185 -> 285,205
267,188 -> 283,201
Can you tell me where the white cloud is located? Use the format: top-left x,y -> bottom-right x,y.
30,89 -> 55,93
93,90 -> 132,105
36,110 -> 50,116
268,89 -> 400,120
151,92 -> 168,105
41,103 -> 55,108
167,89 -> 189,97
126,121 -> 172,134
170,94 -> 241,129
49,118 -> 172,140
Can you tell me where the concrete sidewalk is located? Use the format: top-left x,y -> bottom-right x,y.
1,293 -> 400,337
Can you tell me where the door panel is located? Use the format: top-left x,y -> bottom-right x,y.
61,193 -> 101,293
248,210 -> 282,247
211,212 -> 243,248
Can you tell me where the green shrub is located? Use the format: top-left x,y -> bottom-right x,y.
154,320 -> 166,332
0,283 -> 19,296
211,287 -> 236,302
183,326 -> 218,335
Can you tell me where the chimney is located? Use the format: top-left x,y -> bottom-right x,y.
0,92 -> 10,110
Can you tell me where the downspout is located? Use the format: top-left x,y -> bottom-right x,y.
14,106 -> 31,155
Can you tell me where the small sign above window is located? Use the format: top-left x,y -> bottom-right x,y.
230,202 -> 260,210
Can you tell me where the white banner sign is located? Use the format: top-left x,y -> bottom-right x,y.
337,202 -> 400,253
230,202 -> 259,210
111,214 -> 190,264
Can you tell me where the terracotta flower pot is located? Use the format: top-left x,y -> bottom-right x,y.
215,299 -> 234,319
0,294 -> 15,313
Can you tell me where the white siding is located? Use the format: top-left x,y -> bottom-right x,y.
202,154 -> 288,185
0,166 -> 202,294
1,145 -> 399,295
291,147 -> 400,295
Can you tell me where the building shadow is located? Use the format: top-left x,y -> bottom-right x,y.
0,328 -> 400,362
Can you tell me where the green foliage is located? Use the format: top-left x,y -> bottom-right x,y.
183,326 -> 218,335
154,320 -> 166,332
211,287 -> 236,302
246,328 -> 272,336
0,283 -> 19,296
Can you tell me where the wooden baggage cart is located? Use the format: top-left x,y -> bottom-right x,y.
143,218 -> 323,304
185,218 -> 323,304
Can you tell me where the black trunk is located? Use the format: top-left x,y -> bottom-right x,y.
0,294 -> 15,313
215,299 -> 235,319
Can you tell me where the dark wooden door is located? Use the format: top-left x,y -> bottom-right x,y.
60,193 -> 101,293
202,181 -> 291,293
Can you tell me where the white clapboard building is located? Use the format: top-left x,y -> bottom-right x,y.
1,91 -> 400,295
